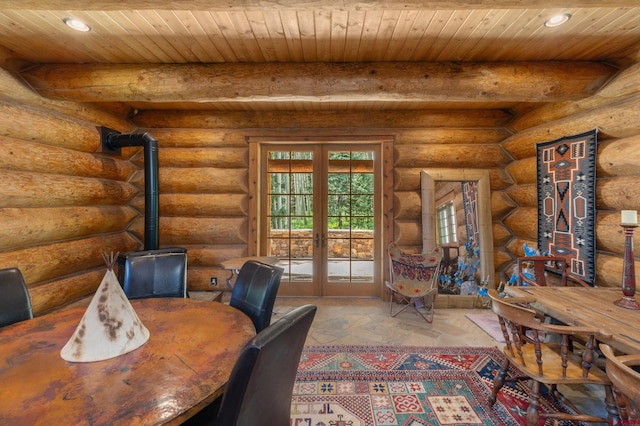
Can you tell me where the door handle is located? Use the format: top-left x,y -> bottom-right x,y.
315,233 -> 320,248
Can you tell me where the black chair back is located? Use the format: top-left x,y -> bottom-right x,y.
0,267 -> 33,327
229,260 -> 283,332
117,248 -> 188,299
216,304 -> 316,426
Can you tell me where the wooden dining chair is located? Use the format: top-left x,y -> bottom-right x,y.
600,343 -> 640,420
117,247 -> 188,299
516,255 -> 590,288
229,260 -> 284,332
385,242 -> 443,323
0,267 -> 33,327
185,304 -> 317,426
487,289 -> 619,425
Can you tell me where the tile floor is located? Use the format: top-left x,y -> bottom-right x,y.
271,296 -> 610,424
274,296 -> 498,347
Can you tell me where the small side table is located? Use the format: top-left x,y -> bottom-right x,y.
221,256 -> 280,289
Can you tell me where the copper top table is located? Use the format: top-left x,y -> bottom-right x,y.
0,298 -> 255,426
504,286 -> 640,354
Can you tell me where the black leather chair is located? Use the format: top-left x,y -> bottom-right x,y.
186,304 -> 317,426
117,247 -> 188,299
0,267 -> 33,327
229,260 -> 284,332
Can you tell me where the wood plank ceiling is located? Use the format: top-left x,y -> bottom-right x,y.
0,1 -> 639,114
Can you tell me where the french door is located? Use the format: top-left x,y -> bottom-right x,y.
260,143 -> 381,297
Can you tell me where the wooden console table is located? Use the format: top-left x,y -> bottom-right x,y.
0,298 -> 255,425
221,256 -> 279,288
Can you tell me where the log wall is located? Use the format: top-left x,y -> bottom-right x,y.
132,110 -> 514,293
2,61 -> 638,314
0,68 -> 139,314
501,62 -> 640,288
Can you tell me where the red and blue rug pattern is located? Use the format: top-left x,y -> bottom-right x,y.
292,345 -> 581,426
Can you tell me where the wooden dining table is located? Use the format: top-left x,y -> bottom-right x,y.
0,297 -> 255,426
504,286 -> 640,354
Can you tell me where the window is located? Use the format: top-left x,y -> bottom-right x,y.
437,201 -> 457,245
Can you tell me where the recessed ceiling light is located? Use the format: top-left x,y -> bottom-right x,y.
63,18 -> 91,32
544,13 -> 571,28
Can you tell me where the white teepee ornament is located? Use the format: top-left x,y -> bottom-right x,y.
61,252 -> 150,362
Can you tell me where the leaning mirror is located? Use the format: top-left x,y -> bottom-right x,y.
421,169 -> 495,306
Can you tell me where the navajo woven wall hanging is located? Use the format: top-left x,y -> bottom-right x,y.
536,129 -> 597,286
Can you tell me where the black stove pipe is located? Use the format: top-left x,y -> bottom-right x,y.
104,131 -> 159,251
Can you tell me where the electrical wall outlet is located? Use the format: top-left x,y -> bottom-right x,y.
210,277 -> 218,287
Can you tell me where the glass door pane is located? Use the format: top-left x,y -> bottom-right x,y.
265,149 -> 317,293
326,150 -> 375,286
261,143 -> 380,297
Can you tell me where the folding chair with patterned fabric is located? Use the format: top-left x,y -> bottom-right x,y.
385,242 -> 443,323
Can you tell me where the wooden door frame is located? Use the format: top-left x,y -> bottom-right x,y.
247,135 -> 394,299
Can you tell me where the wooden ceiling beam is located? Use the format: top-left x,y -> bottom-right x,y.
1,1 -> 637,10
22,61 -> 616,105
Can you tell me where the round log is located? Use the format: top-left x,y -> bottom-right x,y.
0,68 -> 134,135
131,194 -> 247,217
492,222 -> 513,246
142,128 -> 248,148
493,248 -> 513,275
491,190 -> 518,219
130,167 -> 247,194
188,267 -> 234,291
181,245 -> 248,267
596,175 -> 640,211
395,144 -> 511,168
393,128 -> 510,145
395,167 -> 511,192
0,136 -> 136,180
25,62 -> 614,104
595,252 -> 640,289
505,157 -> 537,185
0,171 -> 139,208
128,216 -> 248,245
508,65 -> 640,132
29,268 -> 104,315
597,136 -> 640,177
490,168 -> 516,191
594,62 -> 640,101
503,207 -> 537,241
509,100 -> 589,134
394,221 -> 423,247
595,211 -> 640,255
393,191 -> 421,221
136,109 -> 515,129
506,237 -> 537,259
503,94 -> 640,160
394,168 -> 426,192
0,206 -> 138,251
0,233 -> 138,285
505,184 -> 537,208
130,147 -> 247,168
0,100 -> 100,152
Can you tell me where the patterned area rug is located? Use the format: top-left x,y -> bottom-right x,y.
292,345 -> 580,426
